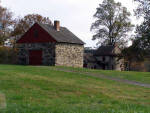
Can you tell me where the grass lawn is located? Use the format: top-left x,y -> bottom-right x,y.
54,66 -> 150,84
0,65 -> 150,113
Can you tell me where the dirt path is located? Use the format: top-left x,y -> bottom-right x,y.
52,68 -> 150,88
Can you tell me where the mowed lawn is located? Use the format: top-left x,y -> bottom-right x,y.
0,65 -> 150,113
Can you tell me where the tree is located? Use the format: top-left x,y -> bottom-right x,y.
0,1 -> 14,45
134,0 -> 150,51
91,0 -> 134,47
134,0 -> 150,18
11,14 -> 52,36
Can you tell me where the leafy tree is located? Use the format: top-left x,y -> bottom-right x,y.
134,0 -> 150,17
91,0 -> 134,47
134,0 -> 150,51
0,1 -> 14,45
11,14 -> 52,36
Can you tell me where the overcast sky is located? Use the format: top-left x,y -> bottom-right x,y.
1,0 -> 138,47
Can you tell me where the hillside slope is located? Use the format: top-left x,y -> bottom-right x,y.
53,66 -> 150,84
0,65 -> 150,113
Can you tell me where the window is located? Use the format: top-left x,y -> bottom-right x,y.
112,65 -> 114,70
103,57 -> 105,61
34,29 -> 38,38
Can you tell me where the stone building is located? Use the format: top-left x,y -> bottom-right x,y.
84,45 -> 124,71
16,21 -> 84,67
84,49 -> 97,69
128,56 -> 150,72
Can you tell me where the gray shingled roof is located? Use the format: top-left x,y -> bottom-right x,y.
38,23 -> 85,45
94,45 -> 116,56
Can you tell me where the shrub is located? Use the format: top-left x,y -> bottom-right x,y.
0,47 -> 17,64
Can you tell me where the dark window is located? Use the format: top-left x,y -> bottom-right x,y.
102,64 -> 105,70
34,29 -> 38,38
112,65 -> 114,70
103,57 -> 105,61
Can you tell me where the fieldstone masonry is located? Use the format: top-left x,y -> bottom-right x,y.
55,43 -> 84,67
17,43 -> 56,65
17,43 -> 84,67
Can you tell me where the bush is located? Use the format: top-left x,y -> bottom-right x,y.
0,47 -> 17,64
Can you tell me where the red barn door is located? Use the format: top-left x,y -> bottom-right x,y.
29,50 -> 42,65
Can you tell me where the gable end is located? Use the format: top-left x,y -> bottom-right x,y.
17,23 -> 57,43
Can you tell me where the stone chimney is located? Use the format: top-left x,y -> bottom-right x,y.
54,20 -> 60,31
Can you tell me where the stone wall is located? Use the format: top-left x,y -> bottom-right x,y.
114,58 -> 124,71
130,59 -> 150,72
17,42 -> 84,67
55,43 -> 84,67
17,43 -> 55,65
92,56 -> 124,71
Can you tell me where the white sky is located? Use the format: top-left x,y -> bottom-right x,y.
1,0 -> 138,47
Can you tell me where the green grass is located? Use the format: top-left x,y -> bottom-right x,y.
54,66 -> 150,84
0,65 -> 150,113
